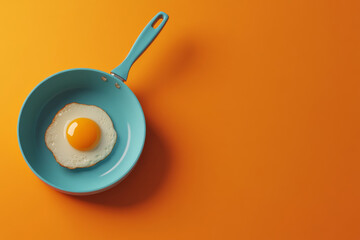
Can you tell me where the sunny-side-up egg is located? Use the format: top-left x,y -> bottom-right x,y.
45,103 -> 117,169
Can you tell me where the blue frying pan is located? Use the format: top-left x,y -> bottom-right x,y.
17,12 -> 169,195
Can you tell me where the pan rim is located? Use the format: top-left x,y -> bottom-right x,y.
17,68 -> 146,194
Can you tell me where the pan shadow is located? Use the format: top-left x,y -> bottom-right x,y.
136,37 -> 201,95
63,37 -> 201,207
66,120 -> 170,207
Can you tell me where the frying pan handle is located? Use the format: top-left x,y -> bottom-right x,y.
111,11 -> 169,82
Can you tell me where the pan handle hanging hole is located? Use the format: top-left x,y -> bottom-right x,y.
152,15 -> 163,29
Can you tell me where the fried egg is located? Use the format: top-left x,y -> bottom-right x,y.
45,103 -> 117,169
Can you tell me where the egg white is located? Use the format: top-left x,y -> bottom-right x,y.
45,103 -> 117,169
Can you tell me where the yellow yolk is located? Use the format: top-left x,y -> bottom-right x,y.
66,118 -> 101,151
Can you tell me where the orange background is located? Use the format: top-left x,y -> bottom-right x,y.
1,0 -> 360,239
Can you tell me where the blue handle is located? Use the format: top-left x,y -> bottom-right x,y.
111,12 -> 169,81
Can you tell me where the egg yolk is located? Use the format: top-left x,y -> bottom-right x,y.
66,118 -> 101,151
